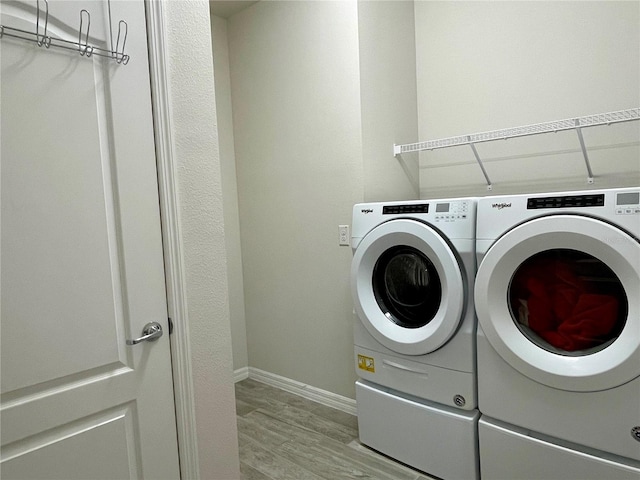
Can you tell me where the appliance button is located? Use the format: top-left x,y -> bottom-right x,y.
453,395 -> 466,407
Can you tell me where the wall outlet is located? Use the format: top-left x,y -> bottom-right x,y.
339,225 -> 350,246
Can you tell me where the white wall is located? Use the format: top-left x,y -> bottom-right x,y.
358,0 -> 420,201
415,1 -> 640,198
227,0 -> 364,399
211,14 -> 249,371
163,1 -> 240,478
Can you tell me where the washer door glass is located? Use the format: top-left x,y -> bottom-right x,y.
351,219 -> 466,355
509,249 -> 628,356
373,246 -> 442,329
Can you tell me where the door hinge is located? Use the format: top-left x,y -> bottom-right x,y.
168,317 -> 174,335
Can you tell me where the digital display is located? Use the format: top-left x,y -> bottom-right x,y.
527,194 -> 604,209
436,203 -> 450,213
617,192 -> 640,206
383,204 -> 429,214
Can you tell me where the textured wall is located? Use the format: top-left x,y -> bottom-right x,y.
163,1 -> 240,478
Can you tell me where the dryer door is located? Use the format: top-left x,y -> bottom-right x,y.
475,214 -> 640,392
351,219 -> 465,355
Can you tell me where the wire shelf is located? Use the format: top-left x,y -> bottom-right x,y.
393,108 -> 640,189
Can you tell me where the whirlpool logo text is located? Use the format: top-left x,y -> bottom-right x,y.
492,202 -> 512,210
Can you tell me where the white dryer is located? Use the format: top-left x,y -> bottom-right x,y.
351,198 -> 479,480
474,187 -> 640,479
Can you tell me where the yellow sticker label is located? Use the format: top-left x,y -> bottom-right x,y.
357,354 -> 375,373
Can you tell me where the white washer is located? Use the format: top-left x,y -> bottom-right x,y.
351,198 -> 479,480
475,187 -> 640,479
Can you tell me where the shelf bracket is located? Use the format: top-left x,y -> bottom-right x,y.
468,137 -> 493,191
574,119 -> 595,184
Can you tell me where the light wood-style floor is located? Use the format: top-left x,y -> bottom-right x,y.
235,378 -> 436,480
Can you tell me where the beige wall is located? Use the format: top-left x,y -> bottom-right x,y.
211,15 -> 249,372
358,0 -> 420,201
227,0 -> 364,398
212,0 -> 421,398
211,0 -> 639,403
416,1 -> 640,198
164,1 -> 240,477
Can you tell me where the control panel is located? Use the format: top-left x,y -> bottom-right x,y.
380,201 -> 471,222
434,201 -> 470,222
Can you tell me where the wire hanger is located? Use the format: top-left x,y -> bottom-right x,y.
0,0 -> 130,65
35,0 -> 51,47
78,9 -> 92,57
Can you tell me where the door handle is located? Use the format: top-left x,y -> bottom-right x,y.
126,322 -> 163,345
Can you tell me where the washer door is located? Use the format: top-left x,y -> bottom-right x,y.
351,219 -> 465,355
475,214 -> 640,392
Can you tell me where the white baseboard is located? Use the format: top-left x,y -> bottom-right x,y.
233,367 -> 357,416
233,366 -> 249,383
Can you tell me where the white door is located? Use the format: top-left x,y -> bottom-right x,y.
1,1 -> 180,479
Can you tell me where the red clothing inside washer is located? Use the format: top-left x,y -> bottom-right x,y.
512,259 -> 619,351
